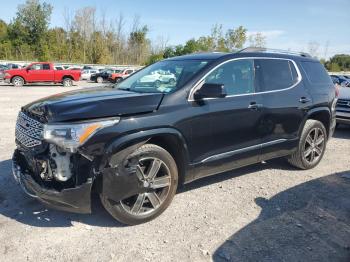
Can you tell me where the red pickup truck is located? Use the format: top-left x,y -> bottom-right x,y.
4,62 -> 81,87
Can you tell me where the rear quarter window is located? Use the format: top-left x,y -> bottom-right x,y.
255,59 -> 299,92
301,61 -> 332,84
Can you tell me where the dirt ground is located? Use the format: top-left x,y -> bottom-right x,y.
0,82 -> 349,262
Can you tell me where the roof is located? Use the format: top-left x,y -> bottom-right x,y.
166,52 -> 228,61
165,48 -> 318,62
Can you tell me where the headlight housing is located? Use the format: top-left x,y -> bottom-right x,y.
43,118 -> 120,152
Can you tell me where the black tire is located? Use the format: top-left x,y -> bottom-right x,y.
62,77 -> 73,87
168,78 -> 175,85
12,76 -> 24,87
154,80 -> 161,88
115,77 -> 123,84
288,119 -> 327,169
96,76 -> 103,83
100,144 -> 178,225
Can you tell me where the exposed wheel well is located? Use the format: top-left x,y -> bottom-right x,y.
307,110 -> 330,137
11,75 -> 25,83
62,75 -> 73,81
148,135 -> 187,186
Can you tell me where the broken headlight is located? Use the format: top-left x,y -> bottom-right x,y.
43,118 -> 120,152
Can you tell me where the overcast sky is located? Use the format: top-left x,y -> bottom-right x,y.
2,0 -> 349,58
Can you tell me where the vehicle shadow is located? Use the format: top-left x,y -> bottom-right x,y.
0,156 -> 295,228
333,125 -> 350,139
180,158 -> 297,193
212,172 -> 350,262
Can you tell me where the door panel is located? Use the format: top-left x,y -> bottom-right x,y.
255,59 -> 309,160
188,95 -> 263,178
27,64 -> 53,82
184,59 -> 264,178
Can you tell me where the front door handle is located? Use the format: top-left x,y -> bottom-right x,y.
299,97 -> 311,103
248,102 -> 263,110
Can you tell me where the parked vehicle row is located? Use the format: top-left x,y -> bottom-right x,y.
90,68 -> 139,83
108,68 -> 136,83
331,74 -> 350,87
336,86 -> 350,126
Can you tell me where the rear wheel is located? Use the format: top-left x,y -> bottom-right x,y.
12,76 -> 24,87
96,76 -> 103,83
100,144 -> 178,225
62,77 -> 73,87
288,119 -> 327,169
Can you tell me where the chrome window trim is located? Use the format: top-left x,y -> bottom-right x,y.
188,57 -> 302,102
200,139 -> 287,163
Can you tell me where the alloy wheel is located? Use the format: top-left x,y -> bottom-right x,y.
120,157 -> 171,216
63,78 -> 73,87
13,77 -> 23,86
303,127 -> 325,165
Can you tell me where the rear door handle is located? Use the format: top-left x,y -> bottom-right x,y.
248,102 -> 263,110
299,97 -> 311,103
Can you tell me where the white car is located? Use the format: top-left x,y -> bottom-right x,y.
81,69 -> 98,80
139,70 -> 176,87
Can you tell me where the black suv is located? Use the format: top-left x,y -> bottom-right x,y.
13,48 -> 336,225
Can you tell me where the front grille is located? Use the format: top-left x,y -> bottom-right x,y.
337,99 -> 350,108
15,111 -> 44,148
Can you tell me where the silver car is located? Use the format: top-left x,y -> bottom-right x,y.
336,87 -> 350,125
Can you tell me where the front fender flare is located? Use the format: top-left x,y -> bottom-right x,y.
105,127 -> 189,158
100,128 -> 188,202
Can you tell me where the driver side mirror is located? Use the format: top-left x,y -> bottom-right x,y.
194,83 -> 227,100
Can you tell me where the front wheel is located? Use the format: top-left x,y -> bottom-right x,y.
12,76 -> 24,87
288,119 -> 327,169
100,144 -> 178,225
96,76 -> 103,83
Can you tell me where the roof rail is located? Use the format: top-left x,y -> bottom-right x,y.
238,47 -> 312,58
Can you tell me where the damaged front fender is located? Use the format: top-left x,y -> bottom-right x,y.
100,142 -> 147,203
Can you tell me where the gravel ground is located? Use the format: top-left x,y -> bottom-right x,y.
0,81 -> 349,262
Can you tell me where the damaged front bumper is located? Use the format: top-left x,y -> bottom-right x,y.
12,150 -> 93,213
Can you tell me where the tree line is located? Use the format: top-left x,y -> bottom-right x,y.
0,0 -> 349,71
0,0 -> 265,65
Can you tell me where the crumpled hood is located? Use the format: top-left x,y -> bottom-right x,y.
23,87 -> 164,123
339,87 -> 350,100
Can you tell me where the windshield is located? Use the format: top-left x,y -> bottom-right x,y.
115,60 -> 209,93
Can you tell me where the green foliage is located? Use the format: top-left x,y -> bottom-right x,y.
0,20 -> 8,41
0,2 -> 348,68
248,32 -> 266,48
146,53 -> 164,65
162,24 -> 249,59
325,54 -> 350,72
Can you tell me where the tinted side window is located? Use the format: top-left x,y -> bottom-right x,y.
301,61 -> 332,84
30,64 -> 43,70
204,59 -> 255,95
43,64 -> 50,70
256,59 -> 299,92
